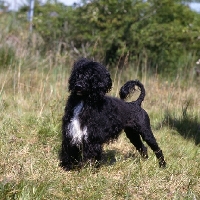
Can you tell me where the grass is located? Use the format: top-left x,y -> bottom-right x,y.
0,57 -> 200,199
0,14 -> 200,200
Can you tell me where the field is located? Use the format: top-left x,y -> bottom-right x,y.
0,13 -> 200,200
0,52 -> 200,199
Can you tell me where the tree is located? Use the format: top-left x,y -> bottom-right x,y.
16,0 -> 200,76
18,0 -> 71,52
68,0 -> 200,75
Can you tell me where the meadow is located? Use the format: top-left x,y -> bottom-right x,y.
0,15 -> 200,200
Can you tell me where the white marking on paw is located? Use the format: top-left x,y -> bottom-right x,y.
67,102 -> 88,145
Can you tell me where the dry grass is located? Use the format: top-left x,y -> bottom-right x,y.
0,55 -> 200,199
0,14 -> 200,198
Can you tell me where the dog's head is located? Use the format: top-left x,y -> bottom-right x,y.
68,58 -> 112,101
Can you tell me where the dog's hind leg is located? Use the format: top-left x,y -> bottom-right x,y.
139,128 -> 166,168
125,127 -> 148,158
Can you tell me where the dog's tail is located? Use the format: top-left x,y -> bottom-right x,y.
119,80 -> 145,105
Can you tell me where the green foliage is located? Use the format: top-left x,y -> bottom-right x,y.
60,0 -> 200,76
33,1 -> 68,50
16,0 -> 200,76
17,0 -> 71,52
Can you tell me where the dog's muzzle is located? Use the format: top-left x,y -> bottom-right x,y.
75,84 -> 83,96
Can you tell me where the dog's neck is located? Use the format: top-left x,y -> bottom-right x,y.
70,93 -> 105,108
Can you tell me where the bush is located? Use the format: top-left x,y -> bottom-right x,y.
16,0 -> 200,77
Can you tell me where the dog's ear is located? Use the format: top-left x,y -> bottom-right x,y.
100,71 -> 112,94
68,70 -> 75,92
90,61 -> 112,94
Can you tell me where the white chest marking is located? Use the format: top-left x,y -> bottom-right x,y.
67,102 -> 87,145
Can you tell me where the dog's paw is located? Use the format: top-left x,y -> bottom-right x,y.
159,159 -> 167,168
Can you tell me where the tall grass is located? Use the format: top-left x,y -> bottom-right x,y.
0,14 -> 200,200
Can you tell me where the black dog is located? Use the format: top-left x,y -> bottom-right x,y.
60,58 -> 166,170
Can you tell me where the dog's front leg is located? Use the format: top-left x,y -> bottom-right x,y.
82,142 -> 102,166
59,139 -> 82,170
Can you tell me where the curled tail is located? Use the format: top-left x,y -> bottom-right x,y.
119,80 -> 145,105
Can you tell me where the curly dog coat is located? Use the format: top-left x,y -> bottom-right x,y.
60,58 -> 166,170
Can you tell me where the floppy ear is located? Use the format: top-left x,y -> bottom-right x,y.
68,71 -> 75,92
100,71 -> 112,94
90,62 -> 112,95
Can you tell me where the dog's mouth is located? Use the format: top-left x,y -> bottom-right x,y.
74,84 -> 88,96
74,84 -> 83,96
76,91 -> 82,96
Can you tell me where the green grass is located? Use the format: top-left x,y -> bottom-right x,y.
0,59 -> 200,199
0,10 -> 199,200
